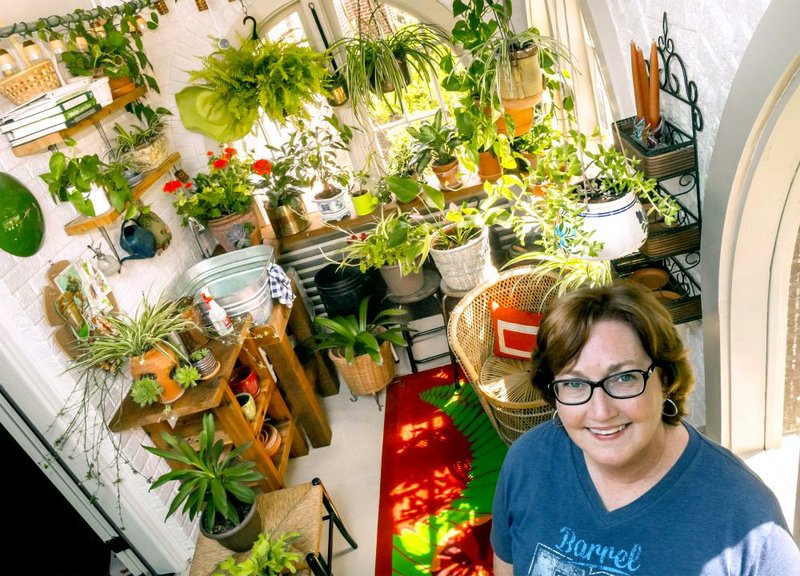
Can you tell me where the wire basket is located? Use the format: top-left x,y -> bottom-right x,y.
0,61 -> 62,106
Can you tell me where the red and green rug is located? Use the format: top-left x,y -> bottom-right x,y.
375,366 -> 508,575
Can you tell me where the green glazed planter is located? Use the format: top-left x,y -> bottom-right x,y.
0,172 -> 44,257
351,190 -> 377,216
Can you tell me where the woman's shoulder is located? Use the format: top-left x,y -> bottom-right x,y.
506,420 -> 570,461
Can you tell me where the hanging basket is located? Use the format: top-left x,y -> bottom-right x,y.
498,45 -> 543,110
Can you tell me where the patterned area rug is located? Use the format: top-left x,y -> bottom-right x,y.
375,366 -> 508,575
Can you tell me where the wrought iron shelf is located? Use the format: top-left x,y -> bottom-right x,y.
612,12 -> 703,324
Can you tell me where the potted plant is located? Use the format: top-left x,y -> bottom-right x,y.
60,8 -> 159,94
348,158 -> 377,217
191,347 -> 220,379
164,146 -> 271,252
144,413 -> 264,552
172,364 -> 201,389
406,110 -> 462,190
70,294 -> 192,404
290,116 -> 354,223
326,7 -> 448,126
175,35 -> 328,142
108,101 -> 171,172
335,208 -> 433,296
212,532 -> 303,576
40,151 -> 135,218
259,138 -> 310,238
313,296 -> 407,399
131,376 -> 162,407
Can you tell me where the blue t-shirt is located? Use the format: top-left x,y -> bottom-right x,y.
491,421 -> 800,575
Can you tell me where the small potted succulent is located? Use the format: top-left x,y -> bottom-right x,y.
191,347 -> 219,379
172,364 -> 201,388
131,376 -> 162,407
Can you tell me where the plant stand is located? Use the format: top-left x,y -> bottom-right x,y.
611,12 -> 703,324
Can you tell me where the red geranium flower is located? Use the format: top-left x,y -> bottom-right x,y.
207,151 -> 214,156
212,158 -> 229,170
252,159 -> 271,176
163,180 -> 183,193
184,181 -> 192,188
224,147 -> 238,157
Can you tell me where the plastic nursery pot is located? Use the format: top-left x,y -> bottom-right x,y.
230,365 -> 260,398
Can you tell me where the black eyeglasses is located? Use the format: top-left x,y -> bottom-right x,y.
550,362 -> 656,406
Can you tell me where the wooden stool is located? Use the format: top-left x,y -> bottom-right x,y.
189,478 -> 357,576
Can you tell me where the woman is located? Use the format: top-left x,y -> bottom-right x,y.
491,283 -> 800,575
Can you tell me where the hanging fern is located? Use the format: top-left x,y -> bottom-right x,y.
182,35 -> 328,141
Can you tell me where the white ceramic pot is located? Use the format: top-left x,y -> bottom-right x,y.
579,191 -> 647,260
312,187 -> 349,223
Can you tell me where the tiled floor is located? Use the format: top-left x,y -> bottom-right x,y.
284,316 -> 452,575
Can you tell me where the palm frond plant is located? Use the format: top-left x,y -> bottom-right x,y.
176,35 -> 328,142
313,296 -> 409,397
144,413 -> 264,551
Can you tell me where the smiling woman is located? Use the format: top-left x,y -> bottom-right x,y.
490,282 -> 800,576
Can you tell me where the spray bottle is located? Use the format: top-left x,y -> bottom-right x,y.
199,286 -> 233,337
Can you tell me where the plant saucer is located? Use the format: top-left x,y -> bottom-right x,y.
198,361 -> 221,381
443,174 -> 467,192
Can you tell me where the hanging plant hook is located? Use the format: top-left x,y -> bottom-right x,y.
243,15 -> 258,41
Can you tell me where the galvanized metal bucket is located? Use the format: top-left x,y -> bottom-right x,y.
172,245 -> 276,325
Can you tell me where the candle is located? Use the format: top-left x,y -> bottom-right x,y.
636,47 -> 649,127
648,41 -> 660,130
630,41 -> 644,121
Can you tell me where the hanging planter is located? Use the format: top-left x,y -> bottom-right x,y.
195,0 -> 209,11
153,0 -> 169,15
498,45 -> 543,110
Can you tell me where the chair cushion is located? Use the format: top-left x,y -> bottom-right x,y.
490,300 -> 542,360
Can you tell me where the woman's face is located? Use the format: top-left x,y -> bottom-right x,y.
554,319 -> 668,476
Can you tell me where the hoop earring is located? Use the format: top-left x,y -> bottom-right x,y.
551,409 -> 562,427
662,397 -> 679,418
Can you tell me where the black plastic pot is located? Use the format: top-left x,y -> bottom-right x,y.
314,264 -> 386,321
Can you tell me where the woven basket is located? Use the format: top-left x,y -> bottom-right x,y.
613,116 -> 695,180
448,267 -> 560,445
430,225 -> 492,291
0,61 -> 62,106
328,340 -> 395,396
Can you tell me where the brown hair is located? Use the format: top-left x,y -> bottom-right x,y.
532,282 -> 693,425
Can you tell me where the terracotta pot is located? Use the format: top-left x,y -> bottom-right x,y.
130,346 -> 183,404
108,76 -> 136,99
206,209 -> 263,253
477,151 -> 502,182
498,45 -> 543,109
431,159 -> 460,189
496,106 -> 534,137
264,201 -> 311,238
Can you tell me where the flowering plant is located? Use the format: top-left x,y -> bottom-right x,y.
163,147 -> 271,225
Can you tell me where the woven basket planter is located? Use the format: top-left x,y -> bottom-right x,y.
328,340 -> 395,397
430,225 -> 492,291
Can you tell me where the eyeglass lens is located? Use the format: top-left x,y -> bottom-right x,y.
552,369 -> 649,405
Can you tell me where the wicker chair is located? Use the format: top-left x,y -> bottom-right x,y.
447,266 -> 560,445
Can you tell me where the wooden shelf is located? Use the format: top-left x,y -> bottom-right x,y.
64,152 -> 181,236
11,85 -> 148,157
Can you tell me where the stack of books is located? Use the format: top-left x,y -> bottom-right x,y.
0,79 -> 104,147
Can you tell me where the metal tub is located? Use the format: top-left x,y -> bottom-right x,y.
172,245 -> 276,325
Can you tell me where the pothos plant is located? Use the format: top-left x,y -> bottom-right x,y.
59,5 -> 160,92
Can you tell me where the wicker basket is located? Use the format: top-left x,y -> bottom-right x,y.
130,133 -> 169,172
0,61 -> 62,106
328,340 -> 395,396
430,226 -> 493,291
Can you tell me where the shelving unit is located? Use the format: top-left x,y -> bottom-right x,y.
10,85 -> 147,157
64,151 -> 180,235
612,12 -> 703,324
109,316 -> 306,492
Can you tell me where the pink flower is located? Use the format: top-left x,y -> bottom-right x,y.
252,159 -> 271,176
